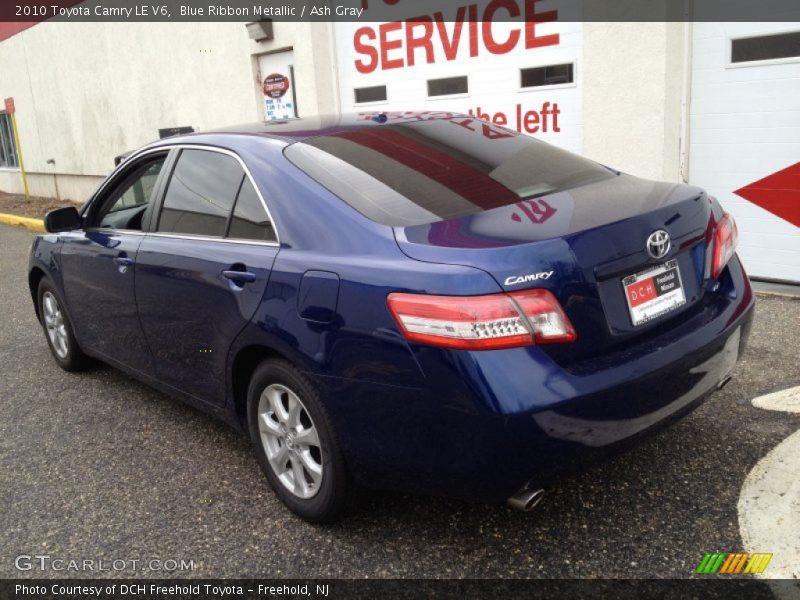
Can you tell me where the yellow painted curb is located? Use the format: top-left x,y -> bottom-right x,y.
0,212 -> 45,233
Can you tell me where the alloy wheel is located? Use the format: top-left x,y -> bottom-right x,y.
43,291 -> 69,359
257,383 -> 323,499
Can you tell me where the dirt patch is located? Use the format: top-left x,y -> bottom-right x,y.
0,191 -> 81,219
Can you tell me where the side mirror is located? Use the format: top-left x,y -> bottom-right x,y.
44,207 -> 82,233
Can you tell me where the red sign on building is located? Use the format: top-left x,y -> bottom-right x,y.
263,73 -> 290,99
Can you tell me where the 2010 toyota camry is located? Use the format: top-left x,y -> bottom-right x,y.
29,112 -> 754,522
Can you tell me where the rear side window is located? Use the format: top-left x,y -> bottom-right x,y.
158,149 -> 244,237
228,177 -> 277,242
284,118 -> 615,227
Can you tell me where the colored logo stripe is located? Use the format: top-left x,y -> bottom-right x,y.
697,553 -> 726,574
720,553 -> 748,574
745,554 -> 773,574
696,552 -> 772,574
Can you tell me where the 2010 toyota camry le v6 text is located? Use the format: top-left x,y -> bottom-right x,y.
29,112 -> 754,522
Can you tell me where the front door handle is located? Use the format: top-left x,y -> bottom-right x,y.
114,254 -> 134,273
222,270 -> 256,284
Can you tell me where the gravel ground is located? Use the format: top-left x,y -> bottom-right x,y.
0,222 -> 798,580
0,192 -> 80,219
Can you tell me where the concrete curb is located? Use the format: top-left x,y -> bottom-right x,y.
752,385 -> 800,413
0,212 -> 45,233
738,428 -> 800,583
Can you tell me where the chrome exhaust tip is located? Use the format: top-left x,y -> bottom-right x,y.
508,486 -> 545,512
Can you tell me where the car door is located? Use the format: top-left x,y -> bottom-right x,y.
59,151 -> 170,374
135,147 -> 279,406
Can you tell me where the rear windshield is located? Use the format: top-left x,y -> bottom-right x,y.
283,118 -> 616,227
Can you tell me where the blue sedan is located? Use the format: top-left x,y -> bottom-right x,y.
28,113 -> 754,522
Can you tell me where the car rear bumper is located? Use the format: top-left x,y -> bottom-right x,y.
312,258 -> 755,502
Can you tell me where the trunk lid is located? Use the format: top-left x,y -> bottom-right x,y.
395,174 -> 714,363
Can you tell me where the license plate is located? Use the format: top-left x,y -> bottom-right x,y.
622,259 -> 686,326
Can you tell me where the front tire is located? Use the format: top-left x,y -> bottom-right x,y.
247,359 -> 355,523
37,278 -> 90,372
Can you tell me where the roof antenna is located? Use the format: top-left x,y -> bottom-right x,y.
372,113 -> 388,124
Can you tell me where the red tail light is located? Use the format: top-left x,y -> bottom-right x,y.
386,289 -> 576,350
711,212 -> 739,279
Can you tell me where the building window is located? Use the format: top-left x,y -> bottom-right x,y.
732,31 -> 800,63
354,85 -> 387,104
427,76 -> 468,97
0,112 -> 19,168
521,63 -> 574,88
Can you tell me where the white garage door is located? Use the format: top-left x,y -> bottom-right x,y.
333,9 -> 582,153
690,23 -> 800,283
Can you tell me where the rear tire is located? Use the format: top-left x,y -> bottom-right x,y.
247,359 -> 356,523
37,278 -> 90,372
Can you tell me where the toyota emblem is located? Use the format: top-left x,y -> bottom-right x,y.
646,230 -> 671,259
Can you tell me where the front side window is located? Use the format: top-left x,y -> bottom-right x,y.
94,155 -> 167,230
158,149 -> 244,237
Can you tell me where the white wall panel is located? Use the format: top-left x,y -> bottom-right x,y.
690,22 -> 800,282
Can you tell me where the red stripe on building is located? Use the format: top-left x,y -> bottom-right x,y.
0,22 -> 37,43
0,1 -> 84,43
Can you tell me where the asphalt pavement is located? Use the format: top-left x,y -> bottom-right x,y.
1,222 -> 798,579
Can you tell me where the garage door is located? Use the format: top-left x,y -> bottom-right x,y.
690,23 -> 800,283
333,12 -> 582,154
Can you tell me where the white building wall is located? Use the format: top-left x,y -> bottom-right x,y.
332,15 -> 686,180
334,19 -> 583,154
582,22 -> 686,182
689,22 -> 800,282
0,21 -> 336,202
0,17 -> 693,206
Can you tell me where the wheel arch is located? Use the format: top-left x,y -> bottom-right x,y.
28,266 -> 47,322
230,343 -> 299,429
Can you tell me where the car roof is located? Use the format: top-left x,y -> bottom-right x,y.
115,112 -> 471,166
164,112 -> 469,144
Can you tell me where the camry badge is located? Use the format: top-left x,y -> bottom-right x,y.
504,271 -> 554,286
646,230 -> 671,259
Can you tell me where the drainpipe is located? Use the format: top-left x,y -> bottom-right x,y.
679,19 -> 693,184
46,158 -> 60,201
327,21 -> 340,115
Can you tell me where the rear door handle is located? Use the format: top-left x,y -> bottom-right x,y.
222,270 -> 256,283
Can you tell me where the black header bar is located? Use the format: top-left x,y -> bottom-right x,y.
2,0 -> 800,23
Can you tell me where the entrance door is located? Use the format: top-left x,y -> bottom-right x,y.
258,50 -> 298,120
